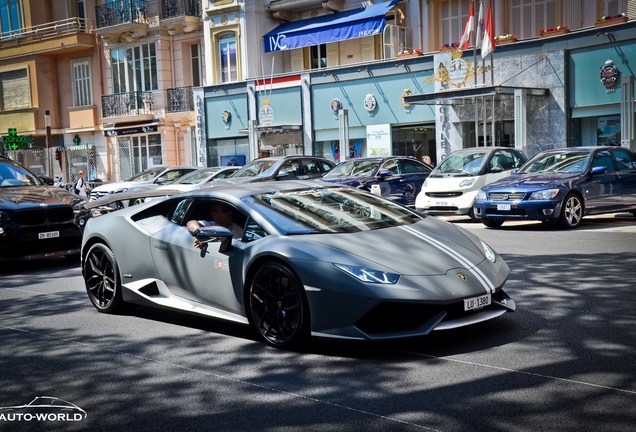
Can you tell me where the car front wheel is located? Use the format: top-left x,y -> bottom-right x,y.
83,243 -> 124,313
559,193 -> 583,228
248,262 -> 310,349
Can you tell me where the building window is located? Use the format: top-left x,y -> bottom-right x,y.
118,134 -> 162,179
0,0 -> 22,36
0,68 -> 30,112
440,0 -> 468,46
310,44 -> 327,69
511,0 -> 559,39
191,43 -> 201,87
72,59 -> 92,107
111,43 -> 158,93
218,33 -> 237,83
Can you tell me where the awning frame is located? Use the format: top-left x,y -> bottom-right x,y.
403,85 -> 548,105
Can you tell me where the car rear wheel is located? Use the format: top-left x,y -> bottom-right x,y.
83,243 -> 124,313
559,193 -> 583,228
481,218 -> 504,228
248,262 -> 310,349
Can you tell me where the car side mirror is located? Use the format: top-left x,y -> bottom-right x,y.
155,178 -> 167,184
39,176 -> 55,185
590,166 -> 607,175
377,169 -> 392,178
193,226 -> 233,255
276,170 -> 290,179
489,166 -> 504,173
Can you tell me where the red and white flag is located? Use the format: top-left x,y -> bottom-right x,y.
459,2 -> 475,50
481,1 -> 496,59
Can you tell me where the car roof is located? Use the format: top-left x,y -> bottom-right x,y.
186,179 -> 334,199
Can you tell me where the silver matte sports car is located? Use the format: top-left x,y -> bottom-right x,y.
81,180 -> 515,348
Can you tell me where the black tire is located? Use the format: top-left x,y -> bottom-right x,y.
248,262 -> 310,349
559,193 -> 583,228
467,207 -> 478,222
481,218 -> 504,228
83,243 -> 124,313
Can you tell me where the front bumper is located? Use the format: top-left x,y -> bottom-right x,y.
474,199 -> 562,221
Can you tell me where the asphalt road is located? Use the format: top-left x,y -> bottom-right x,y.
1,213 -> 635,432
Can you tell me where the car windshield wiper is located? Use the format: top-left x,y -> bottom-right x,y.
453,169 -> 473,176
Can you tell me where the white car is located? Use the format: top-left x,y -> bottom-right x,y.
154,166 -> 240,193
89,166 -> 198,201
415,147 -> 528,219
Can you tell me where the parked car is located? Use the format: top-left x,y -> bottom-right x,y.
415,147 -> 528,219
473,146 -> 636,228
81,180 -> 515,349
321,156 -> 432,206
89,166 -> 199,201
154,166 -> 240,193
218,156 -> 335,184
0,156 -> 83,262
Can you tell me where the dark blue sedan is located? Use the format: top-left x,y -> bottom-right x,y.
473,146 -> 636,228
322,156 -> 432,207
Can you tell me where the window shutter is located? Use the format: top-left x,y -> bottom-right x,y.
361,37 -> 376,62
326,43 -> 339,67
291,48 -> 304,72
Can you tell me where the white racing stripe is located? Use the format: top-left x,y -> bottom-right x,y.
399,225 -> 494,294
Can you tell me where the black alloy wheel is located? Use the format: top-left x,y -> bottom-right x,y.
248,262 -> 310,349
559,193 -> 583,228
83,243 -> 124,313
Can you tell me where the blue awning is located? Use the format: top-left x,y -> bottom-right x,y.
264,0 -> 398,53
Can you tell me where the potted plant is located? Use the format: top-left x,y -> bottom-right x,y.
439,42 -> 459,52
595,13 -> 628,28
397,48 -> 423,58
494,34 -> 518,45
539,25 -> 569,37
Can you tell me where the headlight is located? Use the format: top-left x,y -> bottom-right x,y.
528,189 -> 559,200
459,178 -> 476,188
476,190 -> 487,200
480,239 -> 497,263
333,263 -> 400,284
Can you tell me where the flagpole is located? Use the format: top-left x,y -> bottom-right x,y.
490,0 -> 495,145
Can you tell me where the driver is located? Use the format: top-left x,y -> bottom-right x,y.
187,202 -> 244,249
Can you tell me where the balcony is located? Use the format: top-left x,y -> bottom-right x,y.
0,18 -> 95,60
102,91 -> 154,119
95,0 -> 148,43
167,86 -> 194,113
160,0 -> 201,34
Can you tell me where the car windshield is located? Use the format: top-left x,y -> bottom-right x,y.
518,151 -> 590,174
246,187 -> 423,234
323,159 -> 383,178
232,159 -> 279,178
125,167 -> 166,182
433,150 -> 489,176
0,160 -> 42,187
173,169 -> 219,185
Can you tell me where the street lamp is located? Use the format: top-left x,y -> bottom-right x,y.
45,110 -> 52,176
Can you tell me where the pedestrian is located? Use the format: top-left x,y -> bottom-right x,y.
421,155 -> 435,168
74,170 -> 89,198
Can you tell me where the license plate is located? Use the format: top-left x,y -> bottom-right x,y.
38,231 -> 60,240
436,201 -> 448,206
464,293 -> 491,311
497,203 -> 511,211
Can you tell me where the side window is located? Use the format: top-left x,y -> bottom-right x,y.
512,150 -> 528,168
379,160 -> 400,175
303,159 -> 322,176
592,150 -> 616,173
612,149 -> 636,170
170,198 -> 193,224
244,217 -> 269,242
320,161 -> 334,172
401,159 -> 429,174
280,161 -> 301,178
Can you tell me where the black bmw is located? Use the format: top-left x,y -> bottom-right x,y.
0,156 -> 83,262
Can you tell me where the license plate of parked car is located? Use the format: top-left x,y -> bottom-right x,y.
436,201 -> 448,206
497,203 -> 511,211
38,231 -> 60,240
464,293 -> 491,311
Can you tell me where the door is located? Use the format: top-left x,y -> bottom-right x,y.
612,148 -> 636,207
584,150 -> 622,212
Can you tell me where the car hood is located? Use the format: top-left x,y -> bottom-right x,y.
486,173 -> 577,190
0,186 -> 79,208
303,216 -> 487,276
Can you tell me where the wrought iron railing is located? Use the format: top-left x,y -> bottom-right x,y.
96,0 -> 147,28
102,91 -> 154,117
167,86 -> 194,112
161,0 -> 200,19
0,17 -> 90,43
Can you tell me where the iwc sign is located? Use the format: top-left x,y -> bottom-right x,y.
600,59 -> 620,94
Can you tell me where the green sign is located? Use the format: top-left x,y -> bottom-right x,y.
2,128 -> 33,151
